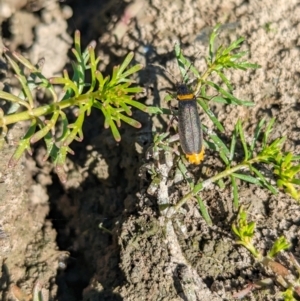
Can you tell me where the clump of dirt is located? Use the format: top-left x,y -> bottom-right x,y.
1,0 -> 300,301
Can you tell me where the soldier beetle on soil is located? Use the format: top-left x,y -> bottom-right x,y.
151,45 -> 205,164
176,81 -> 204,165
172,45 -> 205,165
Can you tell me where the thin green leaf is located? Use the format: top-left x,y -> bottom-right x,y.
291,178 -> 300,185
208,96 -> 228,104
196,196 -> 212,225
269,136 -> 286,151
116,99 -> 132,116
118,52 -> 134,76
222,37 -> 245,55
31,111 -> 60,143
263,117 -> 276,147
71,48 -> 81,65
237,120 -> 249,160
208,23 -> 221,64
230,51 -> 249,60
174,43 -> 189,81
204,126 -> 230,157
53,145 -> 70,183
250,166 -> 278,194
81,50 -> 90,67
146,106 -> 165,114
250,117 -> 266,155
217,178 -> 226,189
50,77 -> 79,96
197,98 -> 224,132
119,114 -> 141,128
174,43 -> 200,81
10,50 -> 38,71
19,82 -> 33,107
229,124 -> 237,162
206,80 -> 254,106
232,172 -> 261,185
43,133 -> 57,161
0,90 -> 30,110
110,66 -> 118,85
9,119 -> 37,166
122,86 -> 144,93
219,151 -> 229,165
95,71 -> 109,89
108,118 -> 121,141
74,30 -> 81,57
215,70 -> 233,91
4,52 -> 21,77
119,64 -> 143,80
63,113 -> 85,146
125,99 -> 148,112
230,175 -> 239,208
87,47 -> 97,93
236,62 -> 261,69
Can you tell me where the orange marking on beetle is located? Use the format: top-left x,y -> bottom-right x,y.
177,93 -> 194,101
185,147 -> 205,165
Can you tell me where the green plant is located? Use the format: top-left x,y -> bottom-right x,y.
172,24 -> 258,129
173,118 -> 300,213
149,24 -> 300,221
0,31 -> 151,182
232,208 -> 300,300
142,24 -> 300,299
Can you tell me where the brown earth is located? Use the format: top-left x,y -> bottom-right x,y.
0,0 -> 300,300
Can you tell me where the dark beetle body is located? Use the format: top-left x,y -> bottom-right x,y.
178,99 -> 202,154
176,84 -> 204,164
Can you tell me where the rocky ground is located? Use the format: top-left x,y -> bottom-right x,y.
1,0 -> 300,300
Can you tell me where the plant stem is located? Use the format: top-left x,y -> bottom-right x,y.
174,157 -> 260,211
0,93 -> 98,126
194,64 -> 215,96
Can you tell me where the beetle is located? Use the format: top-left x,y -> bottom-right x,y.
176,83 -> 204,164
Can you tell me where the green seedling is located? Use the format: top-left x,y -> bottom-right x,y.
274,152 -> 300,201
0,31 -> 152,182
175,23 -> 259,114
232,208 -> 300,300
232,208 -> 290,259
142,23 -> 300,299
173,118 -> 300,213
232,207 -> 261,259
147,24 -> 300,221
